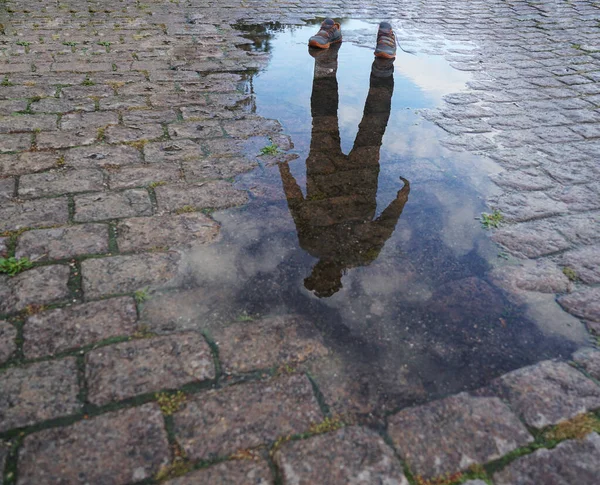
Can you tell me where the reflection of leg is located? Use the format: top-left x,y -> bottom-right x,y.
307,44 -> 343,196
351,58 -> 394,153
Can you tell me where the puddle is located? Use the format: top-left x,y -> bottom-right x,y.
152,21 -> 584,415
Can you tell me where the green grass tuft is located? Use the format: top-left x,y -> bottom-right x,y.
0,257 -> 33,276
480,210 -> 504,229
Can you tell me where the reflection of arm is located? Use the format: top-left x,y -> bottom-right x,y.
374,177 -> 410,230
278,161 -> 306,223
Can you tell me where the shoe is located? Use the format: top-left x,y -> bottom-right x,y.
308,19 -> 342,49
374,21 -> 396,59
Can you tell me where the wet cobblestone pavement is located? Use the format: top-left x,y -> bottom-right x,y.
1,0 -> 600,484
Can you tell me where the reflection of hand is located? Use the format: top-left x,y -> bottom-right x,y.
398,177 -> 410,197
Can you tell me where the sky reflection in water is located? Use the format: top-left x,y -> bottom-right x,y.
164,21 -> 582,415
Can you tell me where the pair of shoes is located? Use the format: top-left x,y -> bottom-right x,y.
308,19 -> 397,59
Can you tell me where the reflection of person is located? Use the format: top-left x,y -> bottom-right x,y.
278,43 -> 410,298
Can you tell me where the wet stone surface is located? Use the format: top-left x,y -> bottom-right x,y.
85,333 -> 215,405
0,358 -> 80,432
23,297 -> 138,359
274,426 -> 408,485
493,433 -> 600,485
480,360 -> 600,428
18,404 -> 169,485
1,0 -> 600,482
0,265 -> 71,315
166,460 -> 274,485
81,252 -> 180,299
0,321 -> 17,364
573,348 -> 600,381
116,213 -> 220,252
15,224 -> 109,261
173,374 -> 322,460
388,392 -> 532,479
212,315 -> 329,374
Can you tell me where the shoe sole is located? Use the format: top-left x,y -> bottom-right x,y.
308,37 -> 342,49
375,51 -> 396,59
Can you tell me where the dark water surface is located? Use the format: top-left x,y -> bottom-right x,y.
165,21 -> 583,415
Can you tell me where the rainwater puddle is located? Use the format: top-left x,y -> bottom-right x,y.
155,21 -> 584,415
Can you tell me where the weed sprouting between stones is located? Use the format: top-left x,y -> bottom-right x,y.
542,413 -> 600,442
480,210 -> 504,229
156,391 -> 186,415
0,257 -> 33,276
260,143 -> 279,156
134,287 -> 150,303
562,266 -> 578,282
175,205 -> 196,214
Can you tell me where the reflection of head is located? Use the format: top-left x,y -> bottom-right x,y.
304,259 -> 344,298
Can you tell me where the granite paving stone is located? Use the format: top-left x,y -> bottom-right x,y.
0,265 -> 70,314
482,360 -> 600,428
173,374 -> 322,460
104,123 -> 165,144
85,333 -> 215,405
15,223 -> 109,261
0,358 -> 80,432
23,297 -> 137,359
561,245 -> 600,284
0,197 -> 69,232
0,152 -> 61,177
558,287 -> 600,323
572,348 -> 600,381
493,432 -> 600,485
17,404 -> 169,485
0,134 -> 30,153
143,139 -> 205,164
182,157 -> 258,181
81,252 -> 180,299
274,426 -> 408,485
387,393 -> 533,479
18,169 -> 105,198
155,181 -> 249,212
117,212 -> 220,252
0,114 -> 57,133
0,178 -> 14,200
212,315 -> 329,374
108,164 -> 183,190
490,191 -> 568,222
74,189 -> 153,222
0,238 -> 7,258
0,321 -> 17,364
167,120 -> 223,139
63,144 -> 143,169
165,460 -> 274,485
0,442 -> 7,485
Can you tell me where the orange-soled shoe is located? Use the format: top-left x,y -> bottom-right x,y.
308,18 -> 342,49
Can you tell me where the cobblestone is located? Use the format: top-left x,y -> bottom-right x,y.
23,297 -> 137,359
0,265 -> 71,314
573,348 -> 600,381
18,169 -> 104,198
166,460 -> 273,485
274,426 -> 408,485
0,358 -> 80,432
388,393 -> 532,479
481,360 -> 600,428
74,189 -> 153,222
0,197 -> 69,232
155,181 -> 249,212
15,224 -> 109,261
81,252 -> 180,299
117,213 -> 220,252
18,404 -> 169,485
0,321 -> 17,364
2,0 -> 600,480
173,374 -> 322,460
86,333 -> 215,405
213,315 -> 329,374
494,433 -> 600,485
